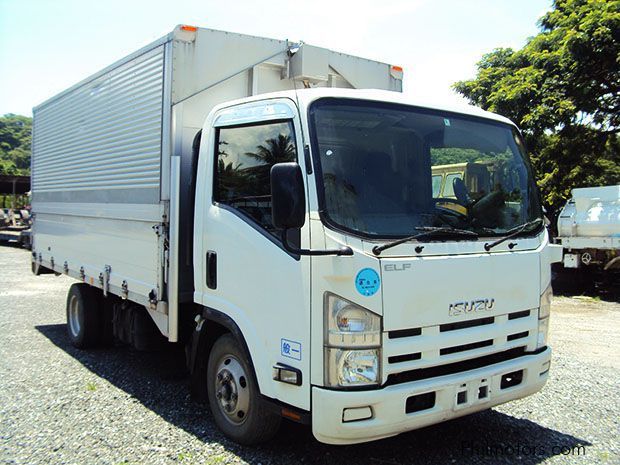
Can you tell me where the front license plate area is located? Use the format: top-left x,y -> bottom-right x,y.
453,377 -> 491,410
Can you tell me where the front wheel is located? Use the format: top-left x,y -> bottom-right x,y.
206,334 -> 281,445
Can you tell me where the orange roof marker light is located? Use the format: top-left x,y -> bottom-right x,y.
180,25 -> 198,32
390,65 -> 404,80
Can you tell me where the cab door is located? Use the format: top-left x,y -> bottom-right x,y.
194,99 -> 312,410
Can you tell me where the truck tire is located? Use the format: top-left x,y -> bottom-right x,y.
66,283 -> 101,349
206,334 -> 281,445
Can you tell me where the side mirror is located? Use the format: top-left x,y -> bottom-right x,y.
270,162 -> 353,257
271,162 -> 306,230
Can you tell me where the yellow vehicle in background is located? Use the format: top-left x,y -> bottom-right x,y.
432,162 -> 492,200
431,162 -> 493,215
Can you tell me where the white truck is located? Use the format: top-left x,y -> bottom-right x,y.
31,25 -> 563,445
556,185 -> 620,288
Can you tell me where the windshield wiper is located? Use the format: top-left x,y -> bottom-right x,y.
372,227 -> 478,256
483,218 -> 544,251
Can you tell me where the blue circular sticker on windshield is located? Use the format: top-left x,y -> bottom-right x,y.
355,268 -> 381,296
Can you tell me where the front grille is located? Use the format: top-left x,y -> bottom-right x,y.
509,310 -> 531,320
440,339 -> 493,355
386,347 -> 527,386
389,316 -> 496,339
388,352 -> 421,364
440,317 -> 494,332
388,327 -> 422,339
383,309 -> 538,381
507,331 -> 529,341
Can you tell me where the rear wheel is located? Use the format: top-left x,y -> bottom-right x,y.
66,283 -> 101,349
206,334 -> 281,445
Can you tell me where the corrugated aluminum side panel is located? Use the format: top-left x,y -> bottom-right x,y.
32,45 -> 165,205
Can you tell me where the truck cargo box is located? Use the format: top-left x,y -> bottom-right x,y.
31,25 -> 403,340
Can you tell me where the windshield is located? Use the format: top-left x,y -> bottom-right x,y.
309,98 -> 542,239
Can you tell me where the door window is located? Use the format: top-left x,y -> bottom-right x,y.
214,121 -> 297,235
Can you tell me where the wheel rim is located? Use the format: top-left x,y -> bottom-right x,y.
214,354 -> 250,425
68,295 -> 81,338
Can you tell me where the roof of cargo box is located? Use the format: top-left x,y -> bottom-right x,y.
34,25 -> 403,111
209,88 -> 516,126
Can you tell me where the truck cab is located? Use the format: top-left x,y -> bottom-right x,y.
190,88 -> 563,444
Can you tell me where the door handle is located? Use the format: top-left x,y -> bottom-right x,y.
206,251 -> 217,289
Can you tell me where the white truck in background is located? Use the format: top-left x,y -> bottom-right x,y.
556,185 -> 620,289
31,25 -> 562,445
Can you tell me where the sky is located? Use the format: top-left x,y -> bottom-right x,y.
0,0 -> 552,116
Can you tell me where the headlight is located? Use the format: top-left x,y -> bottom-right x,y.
537,317 -> 549,349
537,283 -> 552,349
539,283 -> 553,320
324,293 -> 381,348
325,348 -> 380,387
324,293 -> 382,387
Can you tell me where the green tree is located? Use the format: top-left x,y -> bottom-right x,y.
0,114 -> 32,176
245,134 -> 297,165
453,0 -> 619,212
243,134 -> 297,195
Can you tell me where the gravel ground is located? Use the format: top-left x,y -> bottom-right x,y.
1,246 -> 618,465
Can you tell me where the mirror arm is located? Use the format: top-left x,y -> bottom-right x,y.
281,229 -> 353,256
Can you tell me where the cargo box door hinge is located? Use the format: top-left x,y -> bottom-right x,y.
100,265 -> 112,297
153,222 -> 169,296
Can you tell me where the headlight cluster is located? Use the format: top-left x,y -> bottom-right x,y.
324,293 -> 381,387
537,283 -> 552,349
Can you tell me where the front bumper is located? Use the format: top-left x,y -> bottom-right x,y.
312,348 -> 551,445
